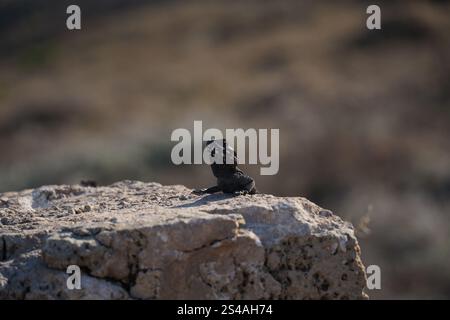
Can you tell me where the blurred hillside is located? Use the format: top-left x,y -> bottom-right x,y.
0,0 -> 449,299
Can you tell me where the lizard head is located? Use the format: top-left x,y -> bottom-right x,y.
205,139 -> 237,165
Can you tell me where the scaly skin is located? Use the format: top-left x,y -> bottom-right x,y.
192,139 -> 257,195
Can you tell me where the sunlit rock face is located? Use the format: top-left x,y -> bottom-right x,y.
0,181 -> 367,299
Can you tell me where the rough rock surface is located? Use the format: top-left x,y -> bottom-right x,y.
0,181 -> 367,299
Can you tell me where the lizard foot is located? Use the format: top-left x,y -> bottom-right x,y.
192,189 -> 206,195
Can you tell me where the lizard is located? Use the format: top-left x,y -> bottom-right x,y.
192,139 -> 257,195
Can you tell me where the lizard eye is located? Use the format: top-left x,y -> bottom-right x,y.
205,142 -> 220,162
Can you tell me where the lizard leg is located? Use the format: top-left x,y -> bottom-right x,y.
233,181 -> 257,196
249,186 -> 258,195
192,185 -> 221,195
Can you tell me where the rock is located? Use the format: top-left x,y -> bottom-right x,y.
0,250 -> 129,299
0,180 -> 367,299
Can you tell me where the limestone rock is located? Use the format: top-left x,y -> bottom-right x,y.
0,181 -> 367,299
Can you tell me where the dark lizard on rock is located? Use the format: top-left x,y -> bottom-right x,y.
192,139 -> 257,195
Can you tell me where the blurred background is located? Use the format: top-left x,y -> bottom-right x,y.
0,0 -> 449,299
